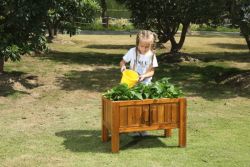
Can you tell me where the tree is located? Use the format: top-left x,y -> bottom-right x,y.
0,0 -> 100,74
116,0 -> 225,53
100,0 -> 108,28
0,0 -> 50,74
46,0 -> 100,38
229,0 -> 250,50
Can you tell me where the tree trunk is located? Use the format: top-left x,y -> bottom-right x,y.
54,27 -> 58,36
239,24 -> 250,50
170,22 -> 190,53
46,22 -> 54,38
53,20 -> 60,36
0,57 -> 4,74
170,36 -> 178,53
178,22 -> 190,49
245,36 -> 250,50
101,0 -> 108,28
230,1 -> 249,50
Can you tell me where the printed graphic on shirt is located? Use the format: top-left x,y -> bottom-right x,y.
134,56 -> 152,75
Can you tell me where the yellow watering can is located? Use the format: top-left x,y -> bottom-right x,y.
120,69 -> 139,88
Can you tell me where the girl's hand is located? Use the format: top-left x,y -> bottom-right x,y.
139,74 -> 146,81
121,65 -> 126,72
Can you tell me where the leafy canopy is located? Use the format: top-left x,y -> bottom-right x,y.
0,0 -> 100,62
0,0 -> 50,61
229,0 -> 250,49
116,0 -> 226,52
46,0 -> 100,37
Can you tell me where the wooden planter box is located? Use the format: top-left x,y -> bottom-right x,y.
101,97 -> 187,153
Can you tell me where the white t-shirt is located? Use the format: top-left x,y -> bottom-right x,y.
123,47 -> 158,84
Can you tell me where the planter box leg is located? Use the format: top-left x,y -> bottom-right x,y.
102,124 -> 109,142
111,132 -> 120,153
164,129 -> 172,137
179,98 -> 186,147
179,127 -> 186,147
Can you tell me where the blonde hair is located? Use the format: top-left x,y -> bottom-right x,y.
136,30 -> 157,51
133,30 -> 157,70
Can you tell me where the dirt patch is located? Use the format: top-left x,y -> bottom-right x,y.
0,72 -> 42,96
51,37 -> 76,45
158,52 -> 200,63
215,71 -> 250,90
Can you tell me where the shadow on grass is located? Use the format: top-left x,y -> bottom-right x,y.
120,135 -> 177,151
209,43 -> 248,50
44,50 -> 250,67
39,51 -> 122,66
0,71 -> 41,97
54,60 -> 250,99
155,64 -> 250,99
55,130 -> 173,153
55,67 -> 121,92
191,52 -> 250,63
41,50 -> 250,99
84,44 -> 134,50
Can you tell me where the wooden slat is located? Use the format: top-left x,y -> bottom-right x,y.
124,105 -> 151,127
157,104 -> 165,123
107,102 -> 112,129
119,124 -> 178,132
172,103 -> 177,123
176,104 -> 180,123
119,107 -> 128,127
127,106 -> 134,126
112,98 -> 182,106
106,102 -> 109,123
104,100 -> 108,129
142,105 -> 149,125
150,104 -> 158,124
134,106 -> 142,126
165,104 -> 172,123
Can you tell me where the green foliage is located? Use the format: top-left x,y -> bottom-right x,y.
228,0 -> 250,49
189,24 -> 240,32
103,83 -> 132,101
81,17 -> 134,31
2,45 -> 21,62
0,0 -> 50,63
103,78 -> 183,101
229,0 -> 250,27
0,0 -> 100,73
116,0 -> 227,53
46,0 -> 100,37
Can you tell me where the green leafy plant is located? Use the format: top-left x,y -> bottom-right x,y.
103,77 -> 183,101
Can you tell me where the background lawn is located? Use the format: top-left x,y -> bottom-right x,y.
0,33 -> 250,167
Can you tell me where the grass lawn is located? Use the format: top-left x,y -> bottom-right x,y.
0,33 -> 250,167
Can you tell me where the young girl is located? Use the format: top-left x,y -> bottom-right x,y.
119,30 -> 158,137
120,30 -> 158,84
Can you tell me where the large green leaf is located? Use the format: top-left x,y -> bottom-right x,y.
103,77 -> 183,101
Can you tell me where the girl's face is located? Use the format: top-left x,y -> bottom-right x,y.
138,39 -> 152,55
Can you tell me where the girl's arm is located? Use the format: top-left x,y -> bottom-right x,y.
139,66 -> 155,81
120,59 -> 126,72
